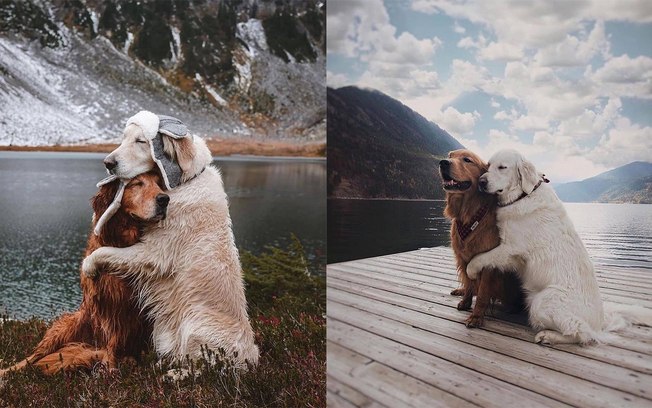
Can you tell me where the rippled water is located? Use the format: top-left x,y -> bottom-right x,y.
0,152 -> 325,319
328,198 -> 652,270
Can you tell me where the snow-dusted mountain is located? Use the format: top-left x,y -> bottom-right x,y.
0,0 -> 325,146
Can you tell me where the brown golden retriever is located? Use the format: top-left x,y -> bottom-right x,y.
0,171 -> 167,376
439,149 -> 524,327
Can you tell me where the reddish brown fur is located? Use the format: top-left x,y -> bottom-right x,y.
0,172 -> 166,375
442,149 -> 524,327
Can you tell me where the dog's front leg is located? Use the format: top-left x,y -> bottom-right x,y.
82,244 -> 163,279
467,246 -> 517,280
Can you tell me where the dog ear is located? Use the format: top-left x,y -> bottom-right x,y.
518,157 -> 539,194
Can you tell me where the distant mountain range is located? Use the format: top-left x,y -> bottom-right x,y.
327,86 -> 463,199
554,162 -> 652,204
0,0 -> 325,145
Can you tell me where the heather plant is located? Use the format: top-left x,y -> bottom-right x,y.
0,237 -> 325,407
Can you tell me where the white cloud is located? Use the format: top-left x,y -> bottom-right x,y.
589,118 -> 652,167
327,71 -> 351,89
411,0 -> 652,48
328,0 -> 442,99
534,20 -> 610,67
332,1 -> 652,182
431,106 -> 480,136
478,41 -> 523,61
593,54 -> 652,83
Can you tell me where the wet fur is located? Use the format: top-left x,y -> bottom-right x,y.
82,137 -> 260,370
442,149 -> 524,327
0,175 -> 163,376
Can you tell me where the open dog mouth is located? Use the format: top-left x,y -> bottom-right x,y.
443,179 -> 472,191
440,168 -> 472,191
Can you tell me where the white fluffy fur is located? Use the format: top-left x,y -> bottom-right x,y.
83,135 -> 259,368
126,110 -> 160,140
468,149 -> 652,345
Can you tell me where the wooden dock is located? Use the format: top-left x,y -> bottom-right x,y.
327,246 -> 652,408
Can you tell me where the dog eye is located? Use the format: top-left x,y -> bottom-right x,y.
498,165 -> 507,170
463,157 -> 472,163
136,139 -> 147,144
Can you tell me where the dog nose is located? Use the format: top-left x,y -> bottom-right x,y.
103,156 -> 117,171
439,159 -> 450,168
156,194 -> 170,207
479,175 -> 488,190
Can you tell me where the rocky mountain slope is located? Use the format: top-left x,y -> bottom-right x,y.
554,161 -> 652,203
327,86 -> 463,199
0,0 -> 325,145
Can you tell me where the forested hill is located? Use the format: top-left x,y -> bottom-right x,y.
328,86 -> 463,199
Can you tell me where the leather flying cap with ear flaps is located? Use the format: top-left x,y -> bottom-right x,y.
157,115 -> 189,139
151,133 -> 183,190
150,114 -> 191,190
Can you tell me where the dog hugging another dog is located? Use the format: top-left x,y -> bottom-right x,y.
0,111 -> 259,379
441,148 -> 652,344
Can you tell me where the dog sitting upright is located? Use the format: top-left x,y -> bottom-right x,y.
0,172 -> 166,377
439,149 -> 524,327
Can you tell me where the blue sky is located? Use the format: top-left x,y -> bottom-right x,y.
327,0 -> 652,182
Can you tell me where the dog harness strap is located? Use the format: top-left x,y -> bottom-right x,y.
497,176 -> 550,208
456,204 -> 489,241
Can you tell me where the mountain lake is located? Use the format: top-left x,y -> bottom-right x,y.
328,198 -> 652,271
0,152 -> 326,319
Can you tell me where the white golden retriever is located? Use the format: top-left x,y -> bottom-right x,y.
83,112 -> 259,369
467,149 -> 652,345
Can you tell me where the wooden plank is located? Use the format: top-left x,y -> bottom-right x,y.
327,348 -> 389,408
388,253 -> 652,298
328,270 -> 652,367
328,247 -> 652,408
329,267 -> 652,358
336,259 -> 652,347
328,341 -> 472,408
329,322 -> 564,408
329,300 -> 652,408
328,376 -> 390,408
368,257 -> 652,302
329,261 -> 652,309
383,253 -> 652,295
411,248 -> 652,282
328,285 -> 652,397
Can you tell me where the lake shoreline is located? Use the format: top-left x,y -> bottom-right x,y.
0,138 -> 326,158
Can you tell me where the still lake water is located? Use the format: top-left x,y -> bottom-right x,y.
0,152 -> 325,319
328,198 -> 652,270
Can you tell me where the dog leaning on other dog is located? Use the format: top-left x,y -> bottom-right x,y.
439,149 -> 525,328
467,149 -> 652,344
82,111 -> 260,369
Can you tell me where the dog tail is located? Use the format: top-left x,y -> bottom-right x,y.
603,302 -> 652,332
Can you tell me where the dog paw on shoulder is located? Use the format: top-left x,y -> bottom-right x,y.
466,259 -> 482,280
81,254 -> 99,278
